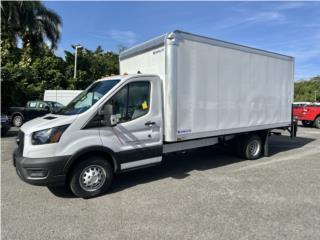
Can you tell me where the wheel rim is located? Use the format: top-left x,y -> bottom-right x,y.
248,140 -> 260,157
14,116 -> 22,126
79,165 -> 106,192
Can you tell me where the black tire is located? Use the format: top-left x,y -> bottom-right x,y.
12,115 -> 23,127
314,116 -> 320,129
239,134 -> 262,160
302,120 -> 313,127
69,156 -> 113,198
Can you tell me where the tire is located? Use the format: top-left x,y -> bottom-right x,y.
239,134 -> 262,160
315,116 -> 320,129
69,156 -> 113,198
302,120 -> 313,127
12,115 -> 23,127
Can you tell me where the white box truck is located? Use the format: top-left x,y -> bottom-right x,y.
44,90 -> 83,106
13,31 -> 296,198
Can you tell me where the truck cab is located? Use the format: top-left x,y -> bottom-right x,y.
13,74 -> 163,198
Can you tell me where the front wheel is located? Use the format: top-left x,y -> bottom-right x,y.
69,156 -> 113,198
314,116 -> 320,129
12,115 -> 23,127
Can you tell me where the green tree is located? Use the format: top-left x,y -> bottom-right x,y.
1,1 -> 120,113
1,45 -> 68,112
1,0 -> 62,51
64,46 -> 119,89
1,0 -> 63,112
294,76 -> 320,102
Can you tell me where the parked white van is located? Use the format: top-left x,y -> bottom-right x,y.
13,31 -> 296,198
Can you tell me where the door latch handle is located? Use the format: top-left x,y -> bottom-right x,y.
145,121 -> 156,126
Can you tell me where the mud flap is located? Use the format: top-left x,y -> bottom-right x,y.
263,130 -> 270,157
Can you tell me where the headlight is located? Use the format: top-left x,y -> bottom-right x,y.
31,125 -> 69,145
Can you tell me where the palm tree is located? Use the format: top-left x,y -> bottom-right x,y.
1,1 -> 62,49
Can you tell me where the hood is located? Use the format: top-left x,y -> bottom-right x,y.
21,114 -> 78,134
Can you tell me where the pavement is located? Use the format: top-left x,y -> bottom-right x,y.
1,126 -> 320,240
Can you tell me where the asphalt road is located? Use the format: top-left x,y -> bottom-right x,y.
1,126 -> 320,240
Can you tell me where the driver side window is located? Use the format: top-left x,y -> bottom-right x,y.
105,81 -> 150,123
38,102 -> 48,109
27,101 -> 37,108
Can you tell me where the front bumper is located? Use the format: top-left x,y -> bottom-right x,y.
13,148 -> 70,186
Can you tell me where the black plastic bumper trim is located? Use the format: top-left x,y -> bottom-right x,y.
13,148 -> 70,186
115,145 -> 163,164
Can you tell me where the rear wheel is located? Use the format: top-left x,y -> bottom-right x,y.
69,156 -> 113,198
239,135 -> 262,160
12,115 -> 23,127
302,120 -> 313,127
314,116 -> 320,129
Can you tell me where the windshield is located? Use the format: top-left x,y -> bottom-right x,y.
57,80 -> 120,115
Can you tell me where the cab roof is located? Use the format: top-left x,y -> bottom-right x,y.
96,74 -> 158,83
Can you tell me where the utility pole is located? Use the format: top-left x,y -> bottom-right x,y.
315,90 -> 318,102
72,44 -> 83,79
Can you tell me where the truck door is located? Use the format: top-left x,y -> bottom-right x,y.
37,101 -> 51,117
99,76 -> 163,171
25,101 -> 39,120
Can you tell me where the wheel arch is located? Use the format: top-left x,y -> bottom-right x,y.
64,146 -> 120,176
314,114 -> 320,121
11,112 -> 24,121
314,114 -> 320,128
234,130 -> 268,159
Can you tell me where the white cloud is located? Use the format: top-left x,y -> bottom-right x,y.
270,34 -> 320,60
108,30 -> 137,46
274,2 -> 305,10
246,11 -> 286,23
272,35 -> 320,80
210,10 -> 286,32
90,30 -> 138,47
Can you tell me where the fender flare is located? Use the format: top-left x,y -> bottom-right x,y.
11,112 -> 24,121
63,146 -> 120,173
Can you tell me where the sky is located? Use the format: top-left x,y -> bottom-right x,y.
44,1 -> 320,81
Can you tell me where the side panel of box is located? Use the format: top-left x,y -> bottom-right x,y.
175,38 -> 294,140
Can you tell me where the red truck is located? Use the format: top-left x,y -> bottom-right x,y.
293,103 -> 320,128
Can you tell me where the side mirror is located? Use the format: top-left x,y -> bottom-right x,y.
99,104 -> 117,127
109,115 -> 118,127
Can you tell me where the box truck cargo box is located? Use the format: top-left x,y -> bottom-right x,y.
44,90 -> 83,105
13,30 -> 296,198
120,30 -> 294,142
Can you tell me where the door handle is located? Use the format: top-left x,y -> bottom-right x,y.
145,121 -> 156,127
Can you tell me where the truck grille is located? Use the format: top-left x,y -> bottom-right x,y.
16,131 -> 25,155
